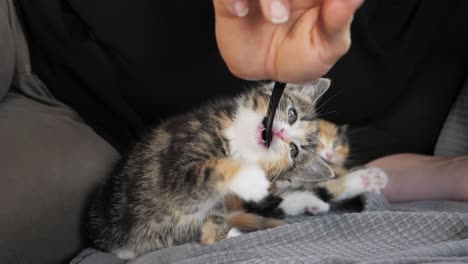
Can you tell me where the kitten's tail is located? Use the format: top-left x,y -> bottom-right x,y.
227,212 -> 285,232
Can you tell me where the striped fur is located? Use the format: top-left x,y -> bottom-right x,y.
86,79 -> 332,258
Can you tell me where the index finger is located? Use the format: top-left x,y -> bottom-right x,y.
259,0 -> 290,24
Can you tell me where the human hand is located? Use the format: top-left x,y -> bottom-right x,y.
213,0 -> 364,83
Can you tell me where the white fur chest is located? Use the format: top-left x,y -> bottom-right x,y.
224,105 -> 265,163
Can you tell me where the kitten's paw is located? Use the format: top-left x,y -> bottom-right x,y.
359,167 -> 388,193
336,168 -> 388,200
279,191 -> 330,216
226,228 -> 243,238
230,164 -> 270,202
112,249 -> 136,260
305,202 -> 331,215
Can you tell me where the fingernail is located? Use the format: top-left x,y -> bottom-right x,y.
270,0 -> 289,24
232,1 -> 249,17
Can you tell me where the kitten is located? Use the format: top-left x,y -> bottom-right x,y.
86,79 -> 334,259
317,118 -> 350,177
271,120 -> 387,217
194,103 -> 386,238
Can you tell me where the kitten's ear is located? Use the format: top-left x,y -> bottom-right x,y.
338,124 -> 349,134
287,78 -> 331,101
261,81 -> 275,93
295,156 -> 335,182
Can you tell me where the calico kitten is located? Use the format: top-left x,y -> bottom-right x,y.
317,119 -> 350,177
86,79 -> 334,259
240,120 -> 387,221
272,120 -> 387,217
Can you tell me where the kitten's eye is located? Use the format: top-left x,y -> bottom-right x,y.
288,107 -> 298,124
290,142 -> 299,158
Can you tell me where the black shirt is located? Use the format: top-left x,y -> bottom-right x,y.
16,0 -> 468,165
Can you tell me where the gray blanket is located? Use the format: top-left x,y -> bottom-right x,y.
71,194 -> 468,264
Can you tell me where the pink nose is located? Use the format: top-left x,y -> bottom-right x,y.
325,152 -> 334,159
273,128 -> 285,140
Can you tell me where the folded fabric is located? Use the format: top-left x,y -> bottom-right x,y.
72,193 -> 468,264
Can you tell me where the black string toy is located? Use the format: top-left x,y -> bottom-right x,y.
263,81 -> 286,148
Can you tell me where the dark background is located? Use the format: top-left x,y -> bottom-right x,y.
16,0 -> 468,166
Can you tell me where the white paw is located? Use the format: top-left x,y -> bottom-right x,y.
112,249 -> 136,260
229,164 -> 270,202
336,168 -> 388,200
358,167 -> 388,193
305,201 -> 330,215
227,228 -> 243,238
279,191 -> 330,216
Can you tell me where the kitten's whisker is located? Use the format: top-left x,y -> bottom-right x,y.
316,110 -> 337,117
272,172 -> 281,183
273,163 -> 282,182
315,90 -> 343,113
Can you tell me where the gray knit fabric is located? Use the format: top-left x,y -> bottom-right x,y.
72,193 -> 468,264
434,77 -> 468,156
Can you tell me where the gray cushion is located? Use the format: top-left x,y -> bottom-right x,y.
0,1 -> 120,263
0,0 -> 14,100
0,90 -> 120,263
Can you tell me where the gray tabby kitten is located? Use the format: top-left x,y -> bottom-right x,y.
86,79 -> 335,259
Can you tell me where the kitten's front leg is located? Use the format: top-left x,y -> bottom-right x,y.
199,159 -> 269,202
228,163 -> 270,202
316,167 -> 388,202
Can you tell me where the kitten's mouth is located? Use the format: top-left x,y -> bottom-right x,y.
258,117 -> 268,148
